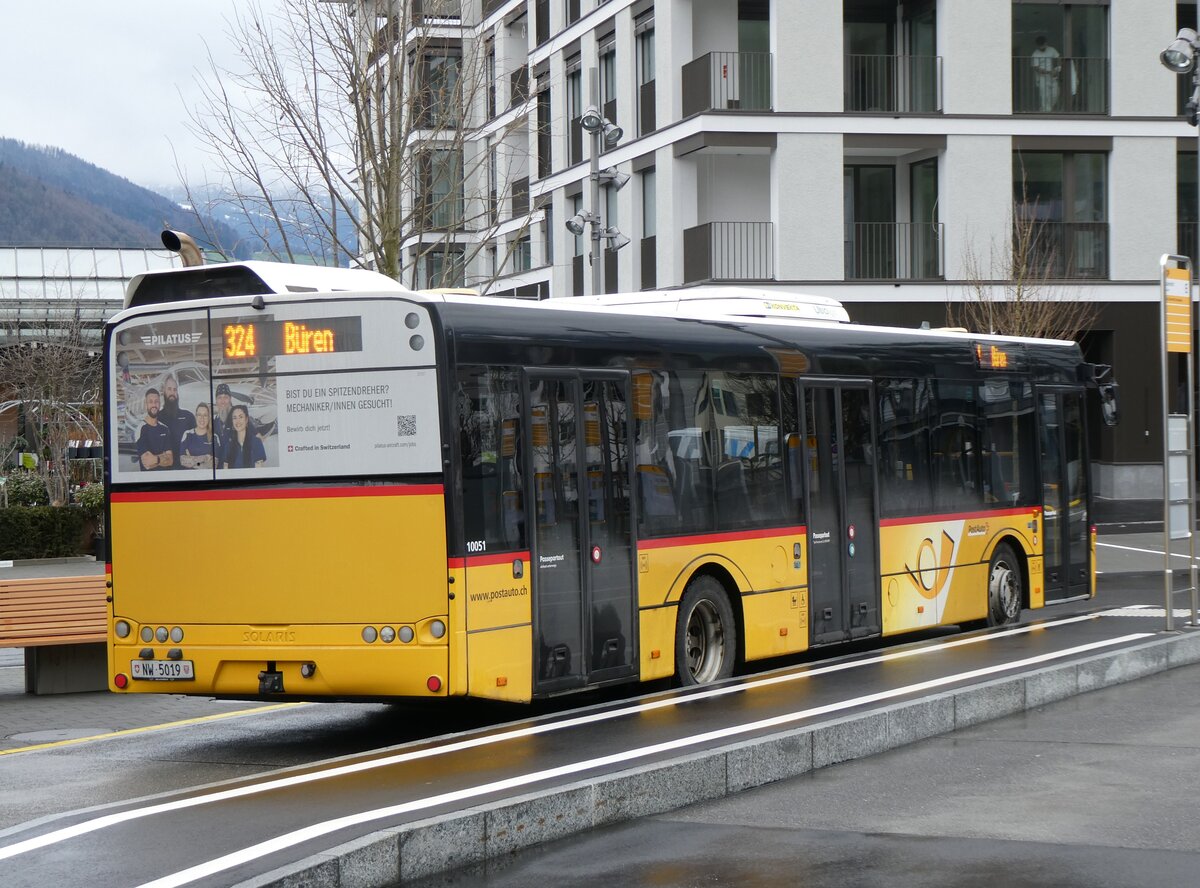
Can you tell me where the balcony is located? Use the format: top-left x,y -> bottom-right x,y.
683,222 -> 774,284
1019,221 -> 1109,279
844,222 -> 944,280
844,55 -> 942,113
681,52 -> 773,116
1012,57 -> 1108,114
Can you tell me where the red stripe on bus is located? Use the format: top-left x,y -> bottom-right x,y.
449,551 -> 532,569
637,526 -> 807,550
879,506 -> 1040,528
110,484 -> 444,504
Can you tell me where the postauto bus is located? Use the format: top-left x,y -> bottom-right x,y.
104,259 -> 1117,701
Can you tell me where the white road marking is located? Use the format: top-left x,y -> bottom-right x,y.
0,610 -> 1115,863
135,633 -> 1152,888
1097,541 -> 1200,561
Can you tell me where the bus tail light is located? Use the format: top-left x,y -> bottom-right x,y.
114,673 -> 128,689
427,675 -> 442,693
430,620 -> 446,639
114,621 -> 131,639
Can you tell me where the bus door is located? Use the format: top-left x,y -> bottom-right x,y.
1038,388 -> 1090,601
803,383 -> 881,644
525,370 -> 637,693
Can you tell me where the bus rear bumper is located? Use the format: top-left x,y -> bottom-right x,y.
108,643 -> 452,699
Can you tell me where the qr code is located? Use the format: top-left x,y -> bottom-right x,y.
397,414 -> 417,437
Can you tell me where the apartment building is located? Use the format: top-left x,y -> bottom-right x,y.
379,0 -> 1197,498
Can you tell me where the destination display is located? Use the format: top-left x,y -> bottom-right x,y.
221,316 -> 363,360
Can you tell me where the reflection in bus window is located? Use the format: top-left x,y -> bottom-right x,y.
457,366 -> 525,551
979,378 -> 1037,507
931,380 -> 981,511
876,378 -> 932,518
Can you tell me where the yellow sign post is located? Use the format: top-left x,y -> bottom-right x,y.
1160,255 -> 1198,631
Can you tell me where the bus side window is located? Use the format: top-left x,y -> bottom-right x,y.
457,366 -> 525,552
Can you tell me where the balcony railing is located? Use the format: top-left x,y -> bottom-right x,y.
1017,221 -> 1109,279
844,222 -> 944,280
1012,56 -> 1108,114
844,54 -> 942,113
682,52 -> 773,116
683,221 -> 774,283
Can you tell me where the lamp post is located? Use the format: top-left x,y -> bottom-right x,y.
565,69 -> 629,295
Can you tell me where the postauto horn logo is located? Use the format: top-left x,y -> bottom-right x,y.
905,529 -> 957,600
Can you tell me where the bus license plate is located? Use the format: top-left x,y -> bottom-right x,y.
130,659 -> 194,681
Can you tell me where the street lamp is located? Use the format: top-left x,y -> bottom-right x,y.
564,70 -> 629,295
1162,28 -> 1198,72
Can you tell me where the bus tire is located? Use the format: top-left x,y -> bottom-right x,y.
675,576 -> 737,686
987,543 -> 1023,627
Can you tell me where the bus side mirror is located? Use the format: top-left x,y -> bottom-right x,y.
1098,382 -> 1119,427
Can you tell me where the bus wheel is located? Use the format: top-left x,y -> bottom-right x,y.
676,576 -> 736,686
987,543 -> 1023,626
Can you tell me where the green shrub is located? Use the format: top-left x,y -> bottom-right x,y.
5,470 -> 48,507
76,482 -> 105,534
0,506 -> 87,559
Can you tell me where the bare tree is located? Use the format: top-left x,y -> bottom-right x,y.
950,186 -> 1098,341
0,308 -> 101,506
182,0 -> 534,289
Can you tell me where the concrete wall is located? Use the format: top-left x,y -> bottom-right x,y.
697,155 -> 771,223
1109,137 -> 1177,282
774,134 -> 843,280
1112,0 -> 1179,118
691,0 -> 737,57
940,0 -> 1011,115
940,135 -> 1013,281
773,1 -> 840,112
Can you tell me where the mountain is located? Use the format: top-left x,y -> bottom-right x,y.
0,138 -> 245,254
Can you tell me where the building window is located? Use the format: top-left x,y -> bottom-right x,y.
1013,151 -> 1108,279
635,12 -> 656,136
414,48 -> 462,128
536,78 -> 552,178
416,148 -> 463,230
640,168 -> 656,290
566,56 -> 583,166
512,235 -> 532,273
1179,151 -> 1197,263
599,33 -> 617,123
421,246 -> 465,288
564,0 -> 580,26
485,39 -> 497,120
1012,4 -> 1108,114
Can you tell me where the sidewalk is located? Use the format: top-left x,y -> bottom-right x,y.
0,556 -> 273,752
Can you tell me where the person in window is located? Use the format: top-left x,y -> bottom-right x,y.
1031,36 -> 1061,112
222,405 -> 266,469
137,389 -> 174,471
180,403 -> 219,469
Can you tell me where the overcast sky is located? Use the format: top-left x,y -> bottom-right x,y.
2,1 -> 268,192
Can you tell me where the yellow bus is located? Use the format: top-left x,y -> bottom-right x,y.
104,260 -> 1117,701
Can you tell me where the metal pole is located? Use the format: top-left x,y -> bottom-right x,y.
1193,35 -> 1200,624
1163,257 -> 1175,631
589,68 -> 603,296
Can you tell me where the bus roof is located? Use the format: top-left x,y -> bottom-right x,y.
569,286 -> 851,324
124,260 -> 409,309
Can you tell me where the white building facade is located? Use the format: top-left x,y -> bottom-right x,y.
381,0 -> 1198,497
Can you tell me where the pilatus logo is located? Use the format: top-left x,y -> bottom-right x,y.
140,332 -> 202,346
906,530 -> 956,600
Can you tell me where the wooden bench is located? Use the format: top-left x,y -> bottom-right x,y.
0,574 -> 109,694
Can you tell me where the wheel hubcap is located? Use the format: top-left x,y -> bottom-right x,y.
685,600 -> 725,683
990,560 -> 1020,621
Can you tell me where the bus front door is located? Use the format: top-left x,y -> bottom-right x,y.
1038,389 -> 1090,602
526,370 -> 637,694
804,384 -> 881,644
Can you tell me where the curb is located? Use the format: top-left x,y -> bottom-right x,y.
234,629 -> 1200,888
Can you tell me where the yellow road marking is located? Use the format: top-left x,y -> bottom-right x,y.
0,702 -> 309,756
